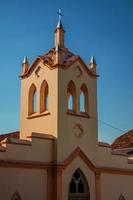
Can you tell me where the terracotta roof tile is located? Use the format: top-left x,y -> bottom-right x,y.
21,47 -> 98,78
111,129 -> 133,150
0,131 -> 19,142
39,47 -> 78,67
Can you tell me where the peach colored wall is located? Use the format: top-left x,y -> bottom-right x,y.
0,168 -> 47,200
62,156 -> 96,200
57,61 -> 98,163
101,173 -> 133,200
20,61 -> 58,139
97,146 -> 133,169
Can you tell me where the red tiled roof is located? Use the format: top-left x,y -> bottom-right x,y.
21,47 -> 98,78
0,131 -> 19,142
39,47 -> 78,67
111,129 -> 133,150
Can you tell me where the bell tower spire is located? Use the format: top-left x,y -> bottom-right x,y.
54,9 -> 65,48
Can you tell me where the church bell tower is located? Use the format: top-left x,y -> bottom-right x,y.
20,10 -> 98,163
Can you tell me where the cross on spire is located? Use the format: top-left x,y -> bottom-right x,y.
57,9 -> 63,21
56,9 -> 64,30
55,9 -> 65,49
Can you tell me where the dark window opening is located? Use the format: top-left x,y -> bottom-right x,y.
78,179 -> 84,193
69,179 -> 76,193
73,170 -> 80,180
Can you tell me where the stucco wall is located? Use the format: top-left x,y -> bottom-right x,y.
20,61 -> 58,139
57,61 -> 98,163
0,137 -> 54,162
0,168 -> 47,200
101,173 -> 133,200
97,146 -> 133,169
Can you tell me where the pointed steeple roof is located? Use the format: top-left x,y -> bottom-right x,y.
21,56 -> 29,75
22,56 -> 28,64
54,9 -> 65,48
21,11 -> 98,78
89,56 -> 96,65
56,18 -> 64,29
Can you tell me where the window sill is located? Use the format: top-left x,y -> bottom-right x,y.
27,111 -> 50,119
67,111 -> 90,118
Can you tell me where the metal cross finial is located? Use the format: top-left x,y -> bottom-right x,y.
57,9 -> 63,20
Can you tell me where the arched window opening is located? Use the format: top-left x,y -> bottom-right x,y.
33,91 -> 37,113
80,84 -> 89,113
69,179 -> 76,193
67,81 -> 77,112
119,194 -> 125,200
40,80 -> 49,113
68,169 -> 90,200
68,94 -> 73,110
11,191 -> 22,200
78,179 -> 84,193
28,84 -> 37,115
80,92 -> 85,112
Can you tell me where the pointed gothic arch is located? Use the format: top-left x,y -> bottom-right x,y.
80,83 -> 89,113
11,191 -> 22,200
119,194 -> 125,200
28,83 -> 37,115
40,80 -> 49,113
68,169 -> 90,200
67,80 -> 77,112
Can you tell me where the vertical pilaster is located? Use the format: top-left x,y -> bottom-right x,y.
53,165 -> 63,200
47,167 -> 53,200
95,171 -> 101,200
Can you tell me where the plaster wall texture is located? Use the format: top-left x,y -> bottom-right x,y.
101,173 -> 133,200
20,61 -> 58,139
97,146 -> 133,169
0,137 -> 53,162
57,61 -> 98,163
0,168 -> 47,200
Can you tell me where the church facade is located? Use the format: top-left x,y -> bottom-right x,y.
0,14 -> 133,200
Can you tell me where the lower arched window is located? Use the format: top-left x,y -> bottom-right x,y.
11,191 -> 22,200
68,169 -> 90,200
119,194 -> 125,200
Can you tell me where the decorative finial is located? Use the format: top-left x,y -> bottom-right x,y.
55,9 -> 65,48
21,56 -> 29,75
89,56 -> 96,74
90,56 -> 96,65
22,56 -> 28,64
56,9 -> 64,29
57,9 -> 63,21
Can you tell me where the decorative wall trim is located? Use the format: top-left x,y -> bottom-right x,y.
0,146 -> 133,176
67,111 -> 90,119
98,142 -> 111,148
27,111 -> 50,119
21,56 -> 98,79
62,147 -> 133,175
28,132 -> 55,140
0,159 -> 50,169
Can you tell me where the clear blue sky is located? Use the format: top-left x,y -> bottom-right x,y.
0,0 -> 133,144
